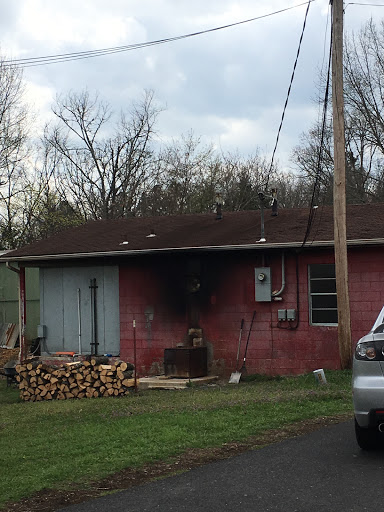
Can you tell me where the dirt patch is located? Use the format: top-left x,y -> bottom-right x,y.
2,413 -> 352,512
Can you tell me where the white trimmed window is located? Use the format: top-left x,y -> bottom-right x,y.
309,264 -> 338,325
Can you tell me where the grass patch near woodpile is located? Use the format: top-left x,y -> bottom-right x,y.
0,370 -> 352,509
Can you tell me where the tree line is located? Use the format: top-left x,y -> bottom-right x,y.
2,19 -> 384,249
292,19 -> 384,206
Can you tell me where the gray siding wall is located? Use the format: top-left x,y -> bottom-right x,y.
0,264 -> 39,340
40,265 -> 120,355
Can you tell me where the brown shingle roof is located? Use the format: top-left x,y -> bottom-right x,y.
3,203 -> 384,261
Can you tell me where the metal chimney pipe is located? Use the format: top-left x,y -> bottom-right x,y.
215,188 -> 223,220
271,188 -> 278,216
258,192 -> 266,242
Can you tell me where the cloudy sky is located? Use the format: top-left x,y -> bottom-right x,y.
0,0 -> 383,171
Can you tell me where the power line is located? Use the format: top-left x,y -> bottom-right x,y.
266,0 -> 312,188
320,2 -> 332,78
4,1 -> 315,68
345,2 -> 384,9
301,14 -> 333,248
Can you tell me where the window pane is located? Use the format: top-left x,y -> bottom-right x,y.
309,264 -> 337,325
312,309 -> 338,324
309,264 -> 335,279
310,279 -> 337,294
312,295 -> 338,309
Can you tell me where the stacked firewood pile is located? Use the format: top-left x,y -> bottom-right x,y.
16,356 -> 136,401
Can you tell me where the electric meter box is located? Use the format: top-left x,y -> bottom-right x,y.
255,267 -> 272,302
37,324 -> 47,338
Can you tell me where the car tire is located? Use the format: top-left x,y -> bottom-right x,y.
355,417 -> 379,450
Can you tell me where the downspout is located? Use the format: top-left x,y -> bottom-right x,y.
276,251 -> 300,330
6,262 -> 27,363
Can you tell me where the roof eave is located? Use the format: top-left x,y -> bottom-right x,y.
4,237 -> 384,263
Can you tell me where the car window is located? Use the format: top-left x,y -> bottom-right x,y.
373,323 -> 384,334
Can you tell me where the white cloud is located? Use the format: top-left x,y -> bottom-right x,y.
0,0 -> 383,169
23,80 -> 55,129
17,1 -> 146,50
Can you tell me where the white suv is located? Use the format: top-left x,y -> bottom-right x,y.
353,306 -> 384,449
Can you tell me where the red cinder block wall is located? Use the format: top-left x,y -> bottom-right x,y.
119,246 -> 384,376
119,257 -> 188,375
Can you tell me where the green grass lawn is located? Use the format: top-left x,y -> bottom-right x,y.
0,370 -> 353,509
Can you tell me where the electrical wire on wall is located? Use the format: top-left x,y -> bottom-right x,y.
275,9 -> 332,333
275,252 -> 301,330
265,0 -> 311,335
274,12 -> 334,334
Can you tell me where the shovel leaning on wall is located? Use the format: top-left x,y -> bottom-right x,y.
229,318 -> 244,384
239,310 -> 256,377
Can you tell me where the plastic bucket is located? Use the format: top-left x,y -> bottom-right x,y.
313,368 -> 327,385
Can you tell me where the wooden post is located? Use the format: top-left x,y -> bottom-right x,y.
6,262 -> 27,363
332,0 -> 352,368
133,319 -> 138,392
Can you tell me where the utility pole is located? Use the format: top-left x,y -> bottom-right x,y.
331,0 -> 352,368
